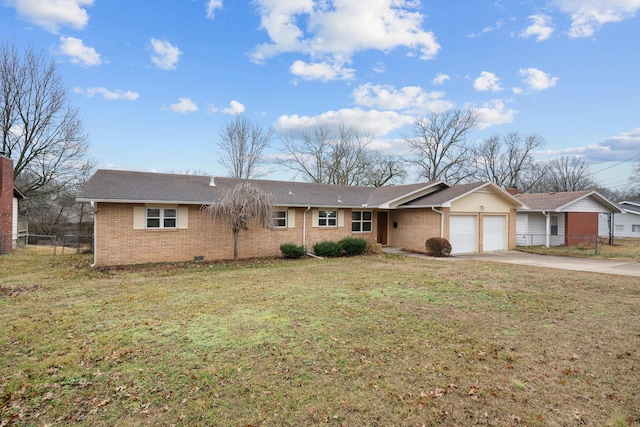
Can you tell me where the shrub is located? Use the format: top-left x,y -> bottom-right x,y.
313,240 -> 343,258
425,237 -> 452,257
280,243 -> 306,259
339,237 -> 368,256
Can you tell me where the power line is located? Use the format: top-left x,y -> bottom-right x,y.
591,153 -> 640,175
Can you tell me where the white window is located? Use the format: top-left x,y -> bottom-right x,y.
318,210 -> 337,227
632,225 -> 640,233
273,210 -> 287,228
550,215 -> 559,236
146,208 -> 177,229
352,211 -> 372,232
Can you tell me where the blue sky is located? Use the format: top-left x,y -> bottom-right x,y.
2,0 -> 639,190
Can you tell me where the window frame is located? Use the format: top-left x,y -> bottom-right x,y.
318,210 -> 338,227
632,224 -> 640,233
550,215 -> 559,236
146,207 -> 177,229
351,210 -> 373,232
273,210 -> 288,228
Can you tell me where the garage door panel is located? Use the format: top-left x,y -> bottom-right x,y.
483,215 -> 506,252
450,215 -> 477,254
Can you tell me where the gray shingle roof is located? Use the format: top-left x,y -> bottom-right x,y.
77,170 -> 447,208
515,190 -> 621,212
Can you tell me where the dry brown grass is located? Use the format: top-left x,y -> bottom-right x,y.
1,247 -> 639,426
518,237 -> 640,261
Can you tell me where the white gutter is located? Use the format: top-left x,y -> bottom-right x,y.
302,206 -> 311,248
90,201 -> 98,268
431,207 -> 445,238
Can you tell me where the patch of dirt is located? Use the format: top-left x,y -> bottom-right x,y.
0,284 -> 40,296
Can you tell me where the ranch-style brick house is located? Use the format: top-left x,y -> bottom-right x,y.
77,169 -> 526,266
514,190 -> 621,247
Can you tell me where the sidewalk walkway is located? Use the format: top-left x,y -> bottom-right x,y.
382,247 -> 640,277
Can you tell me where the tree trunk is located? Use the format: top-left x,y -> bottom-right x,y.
233,230 -> 239,261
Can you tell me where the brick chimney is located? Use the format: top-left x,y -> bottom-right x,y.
506,187 -> 520,195
0,152 -> 14,253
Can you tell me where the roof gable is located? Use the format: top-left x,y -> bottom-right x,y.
401,182 -> 525,208
516,190 -> 621,213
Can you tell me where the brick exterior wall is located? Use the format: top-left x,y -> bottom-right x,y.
565,212 -> 598,245
0,155 -> 13,253
387,208 -> 447,253
94,204 -> 379,266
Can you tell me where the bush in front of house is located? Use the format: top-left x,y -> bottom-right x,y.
339,237 -> 368,256
280,243 -> 306,259
313,240 -> 343,258
425,237 -> 452,257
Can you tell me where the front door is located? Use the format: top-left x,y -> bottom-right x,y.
377,211 -> 388,245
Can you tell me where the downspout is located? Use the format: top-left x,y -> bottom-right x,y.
542,210 -> 550,247
90,201 -> 98,268
432,207 -> 445,238
302,206 -> 311,249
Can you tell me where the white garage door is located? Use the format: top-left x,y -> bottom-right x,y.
450,215 -> 477,254
483,215 -> 506,251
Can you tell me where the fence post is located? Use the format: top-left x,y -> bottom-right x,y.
594,235 -> 599,255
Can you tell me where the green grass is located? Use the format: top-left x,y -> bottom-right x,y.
518,237 -> 640,261
1,248 -> 639,426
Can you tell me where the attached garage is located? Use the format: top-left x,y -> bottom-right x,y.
483,215 -> 506,251
450,215 -> 477,254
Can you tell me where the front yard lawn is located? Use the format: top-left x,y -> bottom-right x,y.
1,248 -> 639,426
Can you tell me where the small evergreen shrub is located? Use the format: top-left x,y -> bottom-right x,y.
313,240 -> 343,258
280,243 -> 306,259
339,237 -> 368,256
425,237 -> 452,257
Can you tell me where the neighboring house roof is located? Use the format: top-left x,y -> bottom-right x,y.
515,190 -> 621,213
13,186 -> 26,200
617,201 -> 640,215
77,169 -> 520,210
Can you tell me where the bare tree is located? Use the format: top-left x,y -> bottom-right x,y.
630,160 -> 640,186
203,182 -> 273,261
0,41 -> 94,197
525,156 -> 596,193
217,115 -> 273,179
474,132 -> 547,191
405,109 -> 477,184
279,125 -> 403,186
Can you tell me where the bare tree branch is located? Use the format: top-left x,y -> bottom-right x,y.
217,115 -> 273,179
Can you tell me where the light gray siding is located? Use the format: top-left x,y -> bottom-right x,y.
516,212 -> 565,246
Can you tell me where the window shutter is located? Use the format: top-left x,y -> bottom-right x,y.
133,206 -> 145,229
312,209 -> 319,227
178,207 -> 189,229
288,209 -> 296,228
338,210 -> 344,227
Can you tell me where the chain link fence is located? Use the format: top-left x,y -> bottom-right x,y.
0,233 -> 94,255
517,233 -> 607,254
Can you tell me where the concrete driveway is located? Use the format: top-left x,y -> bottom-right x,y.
383,247 -> 640,277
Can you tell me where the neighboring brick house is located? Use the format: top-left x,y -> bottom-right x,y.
77,170 -> 525,266
514,190 -> 621,247
0,152 -> 25,254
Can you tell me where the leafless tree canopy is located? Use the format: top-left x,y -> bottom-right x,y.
217,115 -> 273,179
0,41 -> 94,197
474,132 -> 547,191
279,125 -> 406,186
524,156 -> 596,193
405,109 -> 477,184
203,182 -> 273,260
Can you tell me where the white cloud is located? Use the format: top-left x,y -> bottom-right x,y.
209,100 -> 246,115
290,59 -> 355,81
372,62 -> 386,73
6,0 -> 93,32
520,14 -> 554,42
473,71 -> 503,92
275,108 -> 414,137
553,0 -> 640,38
544,128 -> 640,162
251,0 -> 440,81
150,38 -> 181,70
206,0 -> 223,19
519,67 -> 559,91
352,83 -> 453,114
469,19 -> 505,37
59,36 -> 101,67
170,97 -> 198,113
74,87 -> 139,101
470,99 -> 517,130
433,73 -> 450,85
